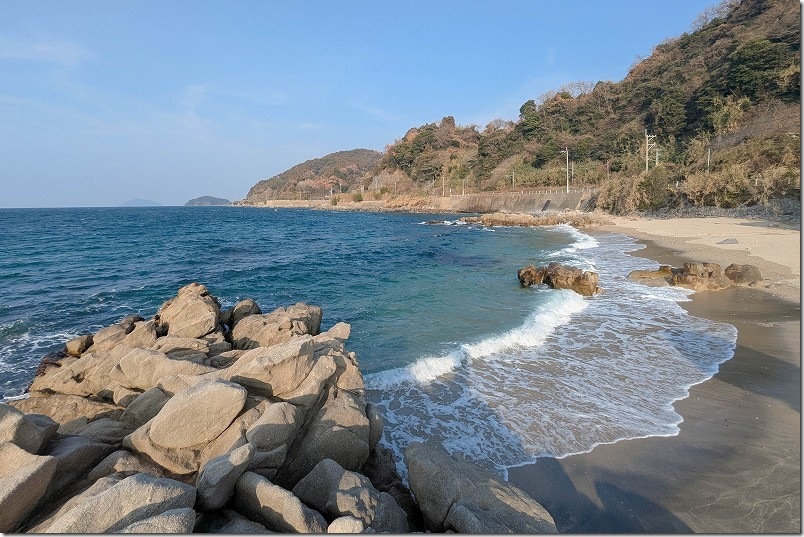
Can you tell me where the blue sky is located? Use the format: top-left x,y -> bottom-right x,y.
1,0 -> 717,207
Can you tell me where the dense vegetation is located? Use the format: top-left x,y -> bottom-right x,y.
247,0 -> 800,213
245,149 -> 382,203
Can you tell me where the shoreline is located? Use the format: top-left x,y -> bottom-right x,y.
507,226 -> 801,532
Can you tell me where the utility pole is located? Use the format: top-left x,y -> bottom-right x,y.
645,130 -> 656,171
706,148 -> 711,174
560,148 -> 569,193
512,169 -> 515,189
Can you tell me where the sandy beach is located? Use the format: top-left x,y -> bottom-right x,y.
508,215 -> 801,533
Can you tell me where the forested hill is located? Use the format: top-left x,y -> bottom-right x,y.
245,149 -> 382,203
244,0 -> 800,212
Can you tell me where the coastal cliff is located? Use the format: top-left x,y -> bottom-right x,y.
0,283 -> 556,533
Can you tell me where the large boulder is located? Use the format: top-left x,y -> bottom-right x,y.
518,262 -> 601,296
85,449 -> 166,483
115,347 -> 217,391
405,442 -> 556,533
231,303 -> 322,350
293,458 -> 408,533
42,473 -> 196,533
274,385 -> 370,489
0,403 -> 58,454
234,471 -> 327,533
29,345 -> 132,400
117,507 -> 197,533
724,263 -> 763,284
156,283 -> 221,339
672,262 -> 732,291
43,434 -> 117,503
221,298 -> 262,329
121,320 -> 159,349
9,393 -> 123,426
65,334 -> 93,357
124,379 -> 247,475
0,442 -> 58,532
224,336 -> 317,397
196,443 -> 255,511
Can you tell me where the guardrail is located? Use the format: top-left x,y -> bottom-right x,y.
449,187 -> 597,198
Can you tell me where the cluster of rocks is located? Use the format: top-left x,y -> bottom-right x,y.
518,263 -> 602,296
627,262 -> 762,291
1,283 -> 556,533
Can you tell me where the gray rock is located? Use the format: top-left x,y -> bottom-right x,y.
44,473 -> 196,533
328,516 -> 364,533
85,449 -> 166,483
115,347 -> 216,391
0,403 -> 58,454
88,324 -> 130,353
717,237 -> 739,244
225,336 -> 317,397
121,320 -> 158,349
9,393 -> 123,426
44,434 -> 117,503
278,354 -> 337,410
196,443 -> 255,511
405,442 -> 556,533
231,303 -> 322,350
65,334 -> 93,356
157,283 -> 221,339
149,378 -> 247,449
275,386 -> 370,489
112,386 -> 142,407
0,442 -> 58,532
29,345 -> 132,399
234,471 -> 327,533
118,507 -> 197,533
197,400 -> 266,470
245,401 -> 303,452
365,403 -> 384,449
70,417 -> 133,443
119,386 -> 171,428
29,474 -> 124,532
228,298 -> 262,328
294,458 -> 408,533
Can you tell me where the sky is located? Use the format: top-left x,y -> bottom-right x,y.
0,0 -> 719,208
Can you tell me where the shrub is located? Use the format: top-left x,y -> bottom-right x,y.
330,196 -> 339,206
352,193 -> 363,202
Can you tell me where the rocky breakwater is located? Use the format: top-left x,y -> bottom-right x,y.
1,283 -> 557,533
627,262 -> 762,291
518,262 -> 602,296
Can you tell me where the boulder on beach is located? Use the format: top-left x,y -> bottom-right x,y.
518,262 -> 601,296
405,441 -> 557,533
231,303 -> 322,350
627,261 -> 762,291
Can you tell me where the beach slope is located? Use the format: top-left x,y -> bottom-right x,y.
509,216 -> 801,533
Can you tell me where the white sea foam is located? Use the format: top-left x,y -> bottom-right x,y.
368,229 -> 738,482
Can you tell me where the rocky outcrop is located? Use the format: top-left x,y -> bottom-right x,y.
5,283 -> 420,534
518,262 -> 601,296
627,261 -> 763,291
405,442 -> 556,533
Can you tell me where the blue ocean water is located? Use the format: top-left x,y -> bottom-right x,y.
0,207 -> 737,476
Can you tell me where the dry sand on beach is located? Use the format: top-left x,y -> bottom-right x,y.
599,215 -> 801,303
508,215 -> 801,533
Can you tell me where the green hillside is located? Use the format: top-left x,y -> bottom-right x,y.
244,0 -> 799,213
380,0 -> 800,212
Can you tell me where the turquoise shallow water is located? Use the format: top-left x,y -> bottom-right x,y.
0,206 -> 737,475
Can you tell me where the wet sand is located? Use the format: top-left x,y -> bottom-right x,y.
508,237 -> 801,533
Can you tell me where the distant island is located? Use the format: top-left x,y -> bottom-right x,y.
120,198 -> 162,207
185,196 -> 232,206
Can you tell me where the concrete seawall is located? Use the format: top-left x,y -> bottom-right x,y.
447,190 -> 595,214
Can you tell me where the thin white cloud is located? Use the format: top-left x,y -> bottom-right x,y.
0,38 -> 93,66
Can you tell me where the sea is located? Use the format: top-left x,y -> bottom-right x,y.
0,206 -> 737,479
